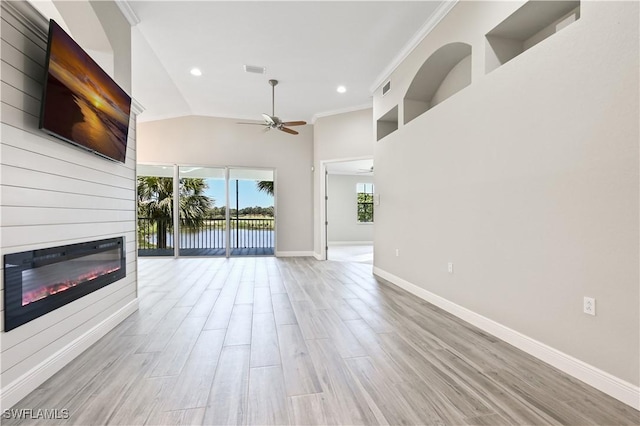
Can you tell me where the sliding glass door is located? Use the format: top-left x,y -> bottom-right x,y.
228,168 -> 275,256
137,165 -> 275,258
178,166 -> 226,256
137,165 -> 176,256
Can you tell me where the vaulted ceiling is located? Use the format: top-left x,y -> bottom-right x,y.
126,1 -> 451,123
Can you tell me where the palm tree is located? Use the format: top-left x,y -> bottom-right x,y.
137,177 -> 212,249
178,178 -> 212,227
256,180 -> 274,196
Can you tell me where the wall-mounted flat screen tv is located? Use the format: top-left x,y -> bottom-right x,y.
39,20 -> 131,163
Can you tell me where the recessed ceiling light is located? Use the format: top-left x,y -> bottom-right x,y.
190,68 -> 202,76
337,85 -> 347,93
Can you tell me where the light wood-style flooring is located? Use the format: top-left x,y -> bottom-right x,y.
7,257 -> 640,425
327,244 -> 373,264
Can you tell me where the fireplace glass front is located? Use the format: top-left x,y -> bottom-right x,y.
4,237 -> 125,331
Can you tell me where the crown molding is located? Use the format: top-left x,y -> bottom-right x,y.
311,103 -> 372,124
368,0 -> 458,94
115,0 -> 140,26
2,0 -> 48,41
131,98 -> 145,116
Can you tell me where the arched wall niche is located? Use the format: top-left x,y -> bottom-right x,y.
403,42 -> 472,124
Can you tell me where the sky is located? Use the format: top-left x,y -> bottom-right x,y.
204,179 -> 273,209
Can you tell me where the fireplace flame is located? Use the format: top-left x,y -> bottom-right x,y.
22,267 -> 121,306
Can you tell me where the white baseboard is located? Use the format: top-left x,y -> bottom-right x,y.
328,241 -> 373,246
275,251 -> 315,257
0,299 -> 139,410
372,267 -> 640,411
313,252 -> 323,261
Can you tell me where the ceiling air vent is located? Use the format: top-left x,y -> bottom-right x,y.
382,81 -> 391,96
244,64 -> 266,74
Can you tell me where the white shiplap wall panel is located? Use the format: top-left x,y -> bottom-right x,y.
1,35 -> 46,81
1,81 -> 40,114
0,9 -> 47,46
1,206 -> 135,227
0,127 -> 134,188
1,29 -> 46,66
0,60 -> 42,99
1,274 -> 136,354
1,185 -> 134,211
2,21 -> 47,63
1,290 -> 137,385
1,100 -> 38,130
1,222 -> 135,249
125,144 -> 136,162
0,0 -> 139,408
1,231 -> 137,257
1,165 -> 135,201
1,125 -> 136,177
1,145 -> 135,189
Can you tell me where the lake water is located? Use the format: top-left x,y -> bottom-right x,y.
147,229 -> 274,248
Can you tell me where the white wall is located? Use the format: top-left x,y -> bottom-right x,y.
327,174 -> 374,243
136,116 -> 314,255
372,0 -> 639,403
313,108 -> 374,256
0,0 -> 138,408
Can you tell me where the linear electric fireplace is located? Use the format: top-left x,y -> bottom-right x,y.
4,237 -> 125,331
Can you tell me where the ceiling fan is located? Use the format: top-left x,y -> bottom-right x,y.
239,79 -> 306,135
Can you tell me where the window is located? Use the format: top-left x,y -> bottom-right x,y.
357,183 -> 374,223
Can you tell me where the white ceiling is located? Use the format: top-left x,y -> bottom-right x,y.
127,1 -> 448,123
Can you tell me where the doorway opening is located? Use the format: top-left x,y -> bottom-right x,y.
322,158 -> 374,264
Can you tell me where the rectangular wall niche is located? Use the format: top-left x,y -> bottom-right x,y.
3,237 -> 126,331
485,0 -> 580,73
376,105 -> 399,141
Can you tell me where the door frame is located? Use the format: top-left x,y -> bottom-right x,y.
226,166 -> 277,257
319,156 -> 373,261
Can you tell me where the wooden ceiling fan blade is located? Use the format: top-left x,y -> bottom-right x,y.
280,127 -> 298,135
281,121 -> 306,127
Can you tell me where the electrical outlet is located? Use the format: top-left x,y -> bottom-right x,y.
395,249 -> 399,257
583,297 -> 596,316
448,262 -> 453,274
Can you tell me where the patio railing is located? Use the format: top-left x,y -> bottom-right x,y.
137,217 -> 275,256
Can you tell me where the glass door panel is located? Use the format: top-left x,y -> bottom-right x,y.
228,168 -> 275,256
137,165 -> 175,257
178,166 -> 227,256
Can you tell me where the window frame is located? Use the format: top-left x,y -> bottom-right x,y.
356,183 -> 374,224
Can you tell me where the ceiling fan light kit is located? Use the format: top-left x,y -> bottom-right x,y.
238,79 -> 307,135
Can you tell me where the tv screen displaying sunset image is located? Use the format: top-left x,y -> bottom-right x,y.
39,20 -> 131,163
